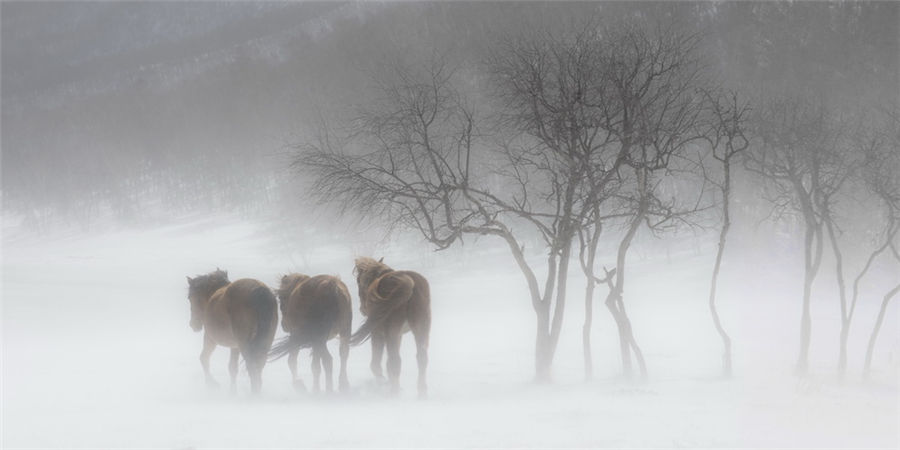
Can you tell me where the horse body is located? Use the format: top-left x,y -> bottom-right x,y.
201,286 -> 238,346
353,257 -> 431,398
270,274 -> 352,393
186,271 -> 277,394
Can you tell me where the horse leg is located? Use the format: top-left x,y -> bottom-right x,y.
288,347 -> 305,392
370,330 -> 386,381
245,358 -> 262,395
288,347 -> 299,380
229,348 -> 239,394
240,346 -> 264,395
385,325 -> 403,396
411,321 -> 430,399
200,334 -> 218,387
338,335 -> 350,392
318,342 -> 334,393
311,350 -> 322,393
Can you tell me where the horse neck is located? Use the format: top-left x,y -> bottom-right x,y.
279,277 -> 306,300
277,285 -> 294,303
200,281 -> 229,308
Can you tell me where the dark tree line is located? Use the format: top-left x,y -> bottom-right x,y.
6,2 -> 896,229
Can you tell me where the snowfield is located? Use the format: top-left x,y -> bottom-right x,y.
2,215 -> 897,448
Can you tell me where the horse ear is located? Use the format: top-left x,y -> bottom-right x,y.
281,274 -> 288,282
378,257 -> 384,263
186,276 -> 194,285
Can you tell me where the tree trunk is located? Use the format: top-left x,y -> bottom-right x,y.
494,228 -> 556,382
622,297 -> 647,377
548,238 -> 573,360
607,203 -> 647,379
535,306 -> 553,383
579,213 -> 603,381
863,283 -> 900,379
534,241 -> 571,383
796,221 -> 823,376
583,276 -> 595,381
851,221 -> 896,379
824,218 -> 850,379
838,325 -> 849,377
709,163 -> 733,378
709,221 -> 733,377
606,295 -> 632,376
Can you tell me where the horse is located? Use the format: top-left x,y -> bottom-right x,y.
352,257 -> 431,398
276,273 -> 310,389
185,269 -> 278,394
270,274 -> 352,393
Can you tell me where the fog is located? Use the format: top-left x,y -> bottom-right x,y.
2,2 -> 898,448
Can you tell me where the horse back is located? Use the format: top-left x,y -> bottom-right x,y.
225,278 -> 278,345
395,270 -> 430,311
295,274 -> 349,305
292,274 -> 351,340
226,278 -> 271,308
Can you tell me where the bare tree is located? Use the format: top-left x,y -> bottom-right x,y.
746,97 -> 845,375
697,89 -> 750,378
300,22 -> 717,381
587,25 -> 708,379
482,25 -> 624,381
864,280 -> 900,378
821,121 -> 896,379
577,205 -> 617,381
860,115 -> 900,378
298,44 -> 616,381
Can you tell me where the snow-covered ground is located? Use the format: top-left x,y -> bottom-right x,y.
2,215 -> 897,448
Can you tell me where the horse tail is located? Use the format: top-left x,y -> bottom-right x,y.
350,273 -> 414,345
269,277 -> 342,360
248,285 -> 277,359
269,333 -> 306,361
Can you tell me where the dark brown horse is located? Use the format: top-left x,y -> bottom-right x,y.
186,269 -> 278,394
352,257 -> 431,398
270,274 -> 352,393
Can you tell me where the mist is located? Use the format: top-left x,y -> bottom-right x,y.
2,2 -> 898,448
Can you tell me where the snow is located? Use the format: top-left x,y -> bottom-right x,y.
2,215 -> 897,448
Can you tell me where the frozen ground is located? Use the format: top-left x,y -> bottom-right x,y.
2,215 -> 898,448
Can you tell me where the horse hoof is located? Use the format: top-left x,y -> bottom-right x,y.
293,379 -> 307,393
206,379 -> 220,388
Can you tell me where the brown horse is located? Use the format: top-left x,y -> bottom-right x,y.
186,269 -> 278,394
352,257 -> 431,398
270,274 -> 352,393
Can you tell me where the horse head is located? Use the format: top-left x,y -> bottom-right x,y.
186,269 -> 230,332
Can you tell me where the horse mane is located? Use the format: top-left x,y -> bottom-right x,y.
354,257 -> 393,286
188,269 -> 230,296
